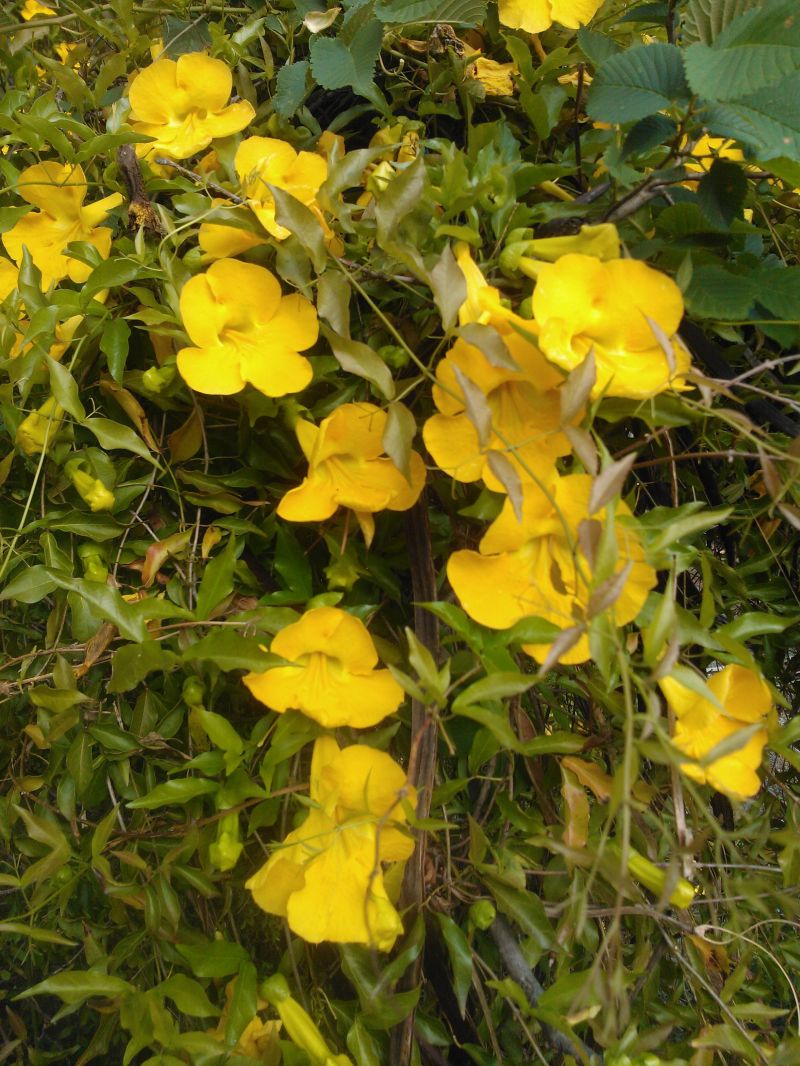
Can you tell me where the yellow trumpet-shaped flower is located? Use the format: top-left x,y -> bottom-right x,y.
447,474 -> 656,664
243,606 -> 404,728
3,163 -> 122,288
277,403 -> 426,544
197,199 -> 267,261
128,55 -> 255,163
469,56 -> 518,96
21,0 -> 56,19
235,136 -> 329,241
65,459 -> 115,512
15,396 -> 64,456
532,253 -> 692,400
246,737 -> 415,950
660,665 -> 773,800
500,223 -> 621,278
176,258 -> 319,397
683,134 -> 745,178
423,332 -> 571,491
498,0 -> 602,33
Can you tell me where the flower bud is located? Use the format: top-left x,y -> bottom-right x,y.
142,364 -> 177,393
209,813 -> 242,872
622,846 -> 697,909
501,224 -> 621,279
78,543 -> 109,583
182,677 -> 205,707
16,397 -> 64,456
259,975 -> 352,1066
65,460 -> 115,512
469,900 -> 497,930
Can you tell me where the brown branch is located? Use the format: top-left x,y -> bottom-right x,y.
116,144 -> 163,236
391,496 -> 440,1066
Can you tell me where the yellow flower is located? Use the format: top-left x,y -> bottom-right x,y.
277,403 -> 426,545
683,134 -> 745,178
197,199 -> 267,261
0,257 -> 18,301
11,314 -> 82,363
176,258 -> 318,397
246,737 -> 415,950
469,57 -> 518,96
55,42 -> 79,68
422,331 -> 571,491
447,474 -> 656,664
128,54 -> 255,163
500,223 -> 620,278
261,975 -> 351,1066
532,254 -> 692,400
498,0 -> 602,34
66,460 -> 115,512
244,606 -> 404,728
235,136 -> 329,240
659,665 -> 773,800
2,163 -> 122,289
21,0 -> 56,19
15,396 -> 64,456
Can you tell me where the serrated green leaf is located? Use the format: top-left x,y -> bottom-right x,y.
684,265 -> 755,318
375,0 -> 486,23
274,60 -> 310,120
310,19 -> 383,94
587,43 -> 690,124
681,0 -> 763,45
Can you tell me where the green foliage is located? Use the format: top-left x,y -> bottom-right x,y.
1,0 -> 799,1062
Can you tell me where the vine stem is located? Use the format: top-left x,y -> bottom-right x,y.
390,497 -> 439,1066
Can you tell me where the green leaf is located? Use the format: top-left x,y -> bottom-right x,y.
127,778 -> 218,809
321,324 -> 395,400
382,401 -> 416,483
274,525 -> 313,599
697,159 -> 748,226
108,641 -> 179,693
100,318 -> 131,383
753,265 -> 800,318
427,243 -> 467,331
83,417 -> 156,461
310,19 -> 384,94
684,266 -> 755,318
46,356 -> 85,421
176,939 -> 250,979
682,0 -> 763,45
82,258 -> 142,302
717,611 -> 799,640
158,975 -> 220,1018
271,185 -> 327,272
484,877 -> 554,950
15,971 -> 134,1004
225,963 -> 258,1046
192,707 -> 243,755
453,671 -> 537,710
45,572 -> 149,642
182,631 -> 278,672
587,44 -> 690,124
274,60 -> 310,120
436,914 -> 473,1017
0,564 -> 59,603
375,0 -> 487,22
0,922 -> 76,946
163,15 -> 212,58
195,534 -> 237,621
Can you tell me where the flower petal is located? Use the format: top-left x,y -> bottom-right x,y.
176,344 -> 246,395
285,822 -> 404,950
277,474 -> 339,522
16,162 -> 86,215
